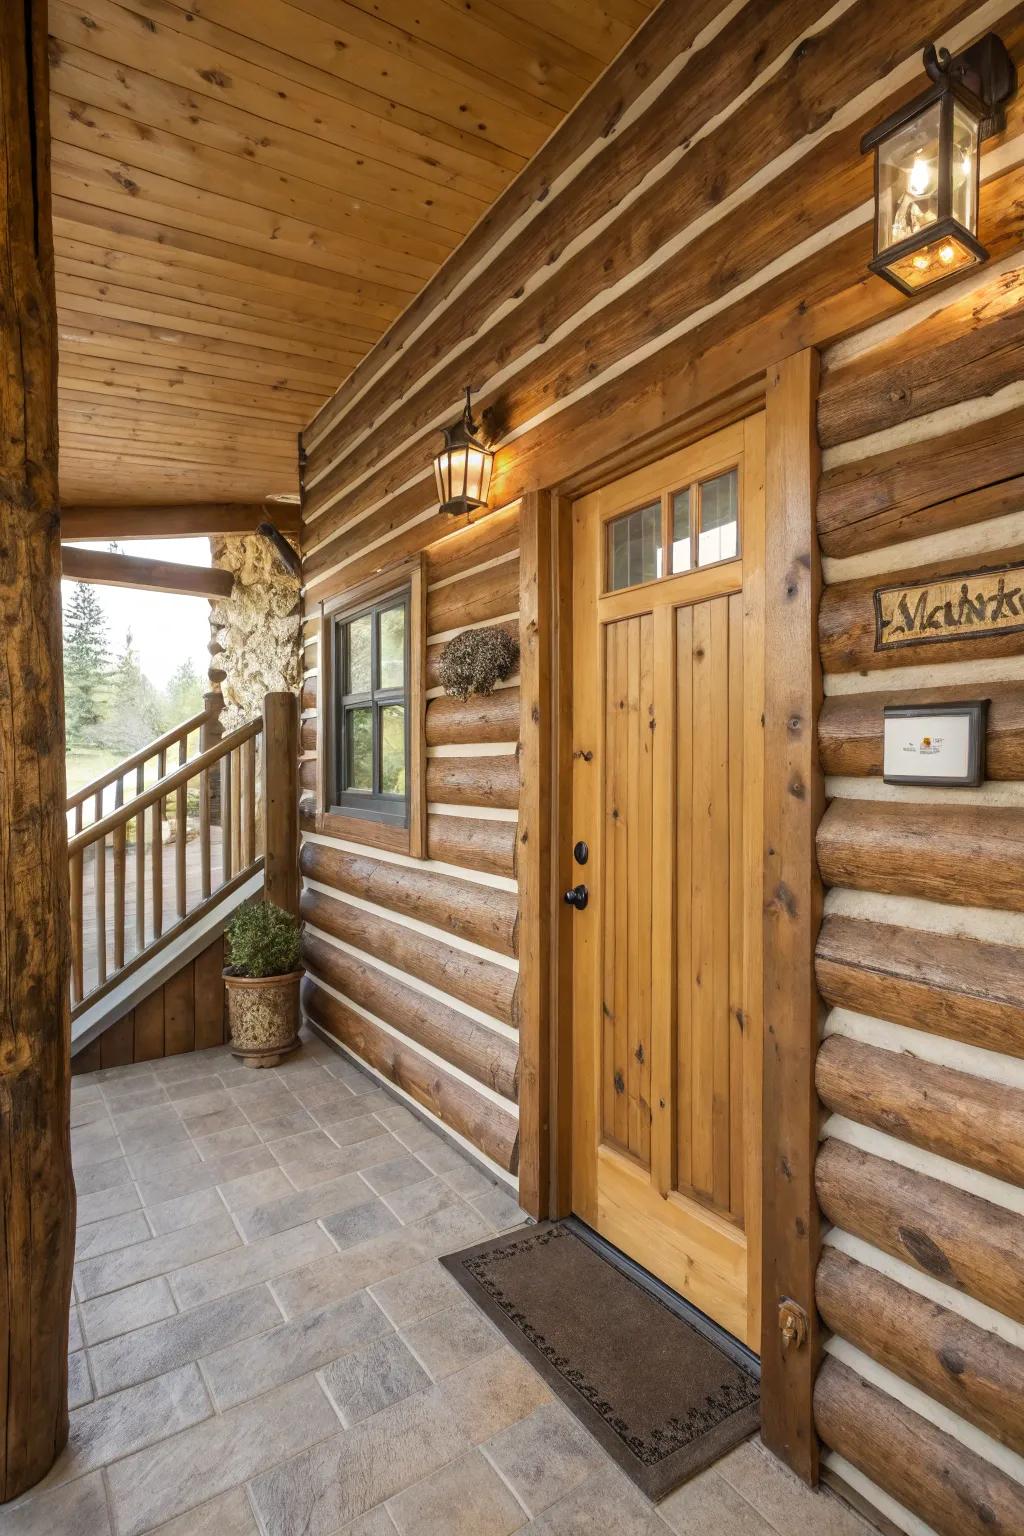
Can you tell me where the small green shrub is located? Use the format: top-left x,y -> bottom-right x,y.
225,901 -> 301,978
438,626 -> 519,700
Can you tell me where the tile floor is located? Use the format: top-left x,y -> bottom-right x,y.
2,1033 -> 877,1535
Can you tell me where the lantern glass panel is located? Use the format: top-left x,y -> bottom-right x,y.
951,99 -> 980,232
877,100 -> 941,252
886,229 -> 980,291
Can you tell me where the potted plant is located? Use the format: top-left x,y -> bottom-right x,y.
223,901 -> 303,1068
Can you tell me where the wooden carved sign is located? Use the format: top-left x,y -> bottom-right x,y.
874,562 -> 1024,651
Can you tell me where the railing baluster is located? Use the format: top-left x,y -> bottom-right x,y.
70,849 -> 84,1005
135,810 -> 145,955
176,763 -> 188,921
200,764 -> 211,900
231,746 -> 242,876
93,791 -> 106,989
241,736 -> 256,869
222,750 -> 233,883
151,799 -> 163,940
113,821 -> 126,971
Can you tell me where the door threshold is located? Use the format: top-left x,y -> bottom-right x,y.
564,1215 -> 760,1379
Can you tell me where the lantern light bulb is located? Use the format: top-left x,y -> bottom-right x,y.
908,156 -> 932,196
912,253 -> 930,270
939,242 -> 957,265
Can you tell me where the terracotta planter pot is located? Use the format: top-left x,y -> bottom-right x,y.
224,970 -> 303,1067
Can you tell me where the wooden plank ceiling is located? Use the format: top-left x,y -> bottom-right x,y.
50,0 -> 655,511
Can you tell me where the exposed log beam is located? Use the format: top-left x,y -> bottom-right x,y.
0,0 -> 75,1498
60,501 -> 300,539
60,544 -> 233,598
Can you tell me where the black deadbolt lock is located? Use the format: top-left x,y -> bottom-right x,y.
573,841 -> 589,866
564,884 -> 589,910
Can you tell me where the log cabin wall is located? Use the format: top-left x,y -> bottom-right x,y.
297,0 -> 1024,1517
812,266 -> 1024,1534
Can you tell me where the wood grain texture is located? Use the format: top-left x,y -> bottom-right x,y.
0,0 -> 75,1496
263,692 -> 299,916
761,350 -> 822,1480
819,682 -> 1024,779
61,502 -> 299,539
299,839 -> 519,956
301,932 -> 518,1101
816,914 -> 1024,1060
303,978 -> 520,1172
817,1247 -> 1024,1457
425,689 -> 520,746
426,753 -> 520,810
817,798 -> 1024,912
426,813 -> 517,878
60,545 -> 233,597
427,559 -> 520,635
817,1035 -> 1024,1188
815,1138 -> 1024,1324
300,887 -> 518,1027
815,1356 -> 1024,1536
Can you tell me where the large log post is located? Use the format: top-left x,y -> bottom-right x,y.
262,691 -> 299,916
0,1 -> 76,1501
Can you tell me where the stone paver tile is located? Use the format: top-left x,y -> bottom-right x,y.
71,1079 -> 104,1102
197,1124 -> 263,1158
322,1113 -> 388,1147
117,1113 -> 192,1154
235,1172 -> 368,1242
146,1485 -> 259,1536
472,1187 -> 529,1232
321,1329 -> 430,1427
360,1154 -> 433,1195
172,1087 -> 234,1118
248,1104 -> 318,1142
146,1186 -> 226,1236
0,1469 -> 111,1535
369,1259 -> 462,1327
527,1466 -> 667,1536
271,1230 -> 434,1319
40,1363 -> 210,1488
89,1284 -> 281,1397
128,1142 -> 201,1182
388,1448 -> 527,1536
170,1221 -> 334,1309
135,1145 -> 276,1206
185,1104 -> 250,1141
272,1130 -> 399,1189
248,1387 -> 467,1536
76,1182 -> 141,1227
382,1176 -> 460,1225
79,1275 -> 177,1345
371,1102 -> 420,1133
483,1401 -> 603,1518
332,1514 -> 396,1536
71,1123 -> 122,1168
68,1349 -> 93,1409
161,1071 -> 224,1099
659,1465 -> 778,1536
106,1374 -> 338,1536
218,1165 -> 294,1212
69,1304 -> 83,1353
204,1290 -> 391,1410
401,1298 -> 501,1381
716,1437 -> 874,1536
75,1212 -> 241,1300
73,1154 -> 133,1197
443,1161 -> 500,1199
439,1346 -> 551,1445
410,1201 -> 493,1254
70,1097 -> 111,1129
75,1208 -> 151,1261
399,1135 -> 466,1172
321,1196 -> 401,1250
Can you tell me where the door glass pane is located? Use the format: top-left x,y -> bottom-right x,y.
345,707 -> 373,791
380,705 -> 406,794
344,614 -> 372,694
671,487 -> 692,572
378,605 -> 405,690
606,500 -> 662,591
698,468 -> 739,566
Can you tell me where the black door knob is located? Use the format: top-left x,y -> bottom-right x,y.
564,884 -> 589,910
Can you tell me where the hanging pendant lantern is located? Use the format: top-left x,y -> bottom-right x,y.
861,33 -> 1015,296
434,387 -> 494,517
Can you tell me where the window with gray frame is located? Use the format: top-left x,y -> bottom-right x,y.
330,587 -> 410,826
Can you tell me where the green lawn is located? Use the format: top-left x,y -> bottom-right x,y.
65,748 -> 122,796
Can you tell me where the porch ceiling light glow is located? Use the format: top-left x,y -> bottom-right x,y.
861,33 -> 1016,296
434,387 -> 494,517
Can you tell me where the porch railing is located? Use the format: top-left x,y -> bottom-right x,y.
66,700 -> 218,836
67,711 -> 264,1018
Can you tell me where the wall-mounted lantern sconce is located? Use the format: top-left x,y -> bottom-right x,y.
861,33 -> 1016,295
434,387 -> 494,517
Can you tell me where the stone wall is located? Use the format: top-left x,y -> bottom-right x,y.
209,533 -> 301,729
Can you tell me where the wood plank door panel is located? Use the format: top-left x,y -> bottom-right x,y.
571,415 -> 765,1350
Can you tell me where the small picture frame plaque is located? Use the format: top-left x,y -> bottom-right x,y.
882,700 -> 988,788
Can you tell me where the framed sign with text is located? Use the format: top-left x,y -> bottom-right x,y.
874,563 -> 1024,652
882,699 -> 989,787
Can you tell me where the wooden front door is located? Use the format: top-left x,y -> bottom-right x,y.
570,416 -> 765,1350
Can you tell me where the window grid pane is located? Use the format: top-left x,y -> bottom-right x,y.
345,613 -> 372,695
671,487 -> 692,573
606,500 -> 662,591
378,605 -> 406,691
697,468 -> 739,567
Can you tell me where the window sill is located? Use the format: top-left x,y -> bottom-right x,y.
310,808 -> 413,856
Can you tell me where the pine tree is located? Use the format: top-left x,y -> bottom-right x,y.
99,630 -> 165,754
164,658 -> 203,726
63,582 -> 110,748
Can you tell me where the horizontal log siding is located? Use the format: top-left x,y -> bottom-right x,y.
296,0 -> 1024,1516
812,246 -> 1024,1531
299,515 -> 523,1178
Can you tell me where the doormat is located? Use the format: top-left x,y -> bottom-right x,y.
440,1220 -> 759,1502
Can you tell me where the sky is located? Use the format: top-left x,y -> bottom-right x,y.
61,537 -> 213,689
